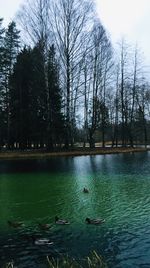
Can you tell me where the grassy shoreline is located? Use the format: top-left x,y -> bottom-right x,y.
0,147 -> 148,160
4,251 -> 107,268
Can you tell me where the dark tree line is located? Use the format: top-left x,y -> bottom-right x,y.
0,0 -> 150,150
0,21 -> 65,150
9,44 -> 65,150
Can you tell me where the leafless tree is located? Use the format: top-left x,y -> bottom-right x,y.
17,0 -> 50,46
49,0 -> 94,147
116,38 -> 133,146
87,22 -> 113,147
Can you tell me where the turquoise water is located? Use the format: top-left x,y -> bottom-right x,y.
0,152 -> 150,267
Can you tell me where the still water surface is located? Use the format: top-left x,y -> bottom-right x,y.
0,152 -> 150,267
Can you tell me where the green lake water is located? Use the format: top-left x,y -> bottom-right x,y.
0,152 -> 150,267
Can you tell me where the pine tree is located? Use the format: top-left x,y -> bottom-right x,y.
9,47 -> 33,149
3,21 -> 20,148
46,45 -> 65,150
31,42 -> 47,148
9,43 -> 65,150
0,18 -> 5,148
0,18 -> 5,68
9,44 -> 47,149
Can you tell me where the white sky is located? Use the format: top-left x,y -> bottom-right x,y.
96,0 -> 149,40
0,0 -> 24,25
96,0 -> 150,69
0,0 -> 150,69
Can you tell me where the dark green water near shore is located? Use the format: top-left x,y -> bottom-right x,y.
0,152 -> 150,267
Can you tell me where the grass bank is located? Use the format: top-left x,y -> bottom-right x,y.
0,147 -> 148,160
4,251 -> 107,268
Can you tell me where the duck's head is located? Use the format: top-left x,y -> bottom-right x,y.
85,218 -> 91,223
55,216 -> 59,222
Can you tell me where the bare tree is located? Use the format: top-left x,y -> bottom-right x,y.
17,0 -> 50,46
111,63 -> 120,147
127,45 -> 147,147
116,38 -> 133,146
50,0 -> 94,148
87,22 -> 113,148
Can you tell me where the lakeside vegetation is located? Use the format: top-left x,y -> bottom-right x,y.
0,0 -> 150,152
47,251 -> 107,268
4,251 -> 107,268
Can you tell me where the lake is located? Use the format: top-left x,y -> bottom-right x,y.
0,152 -> 150,268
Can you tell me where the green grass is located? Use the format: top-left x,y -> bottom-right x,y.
4,251 -> 107,268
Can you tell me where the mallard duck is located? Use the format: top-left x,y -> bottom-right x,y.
38,223 -> 52,230
8,220 -> 24,228
83,188 -> 89,193
32,236 -> 53,245
85,217 -> 105,225
55,216 -> 70,225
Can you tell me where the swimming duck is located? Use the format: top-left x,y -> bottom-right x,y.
8,220 -> 24,228
38,223 -> 52,230
83,188 -> 89,193
55,216 -> 70,225
85,217 -> 105,225
31,236 -> 53,245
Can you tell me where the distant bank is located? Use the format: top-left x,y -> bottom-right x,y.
0,147 -> 148,160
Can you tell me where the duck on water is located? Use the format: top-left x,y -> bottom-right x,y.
55,216 -> 70,225
83,188 -> 89,193
32,237 -> 53,245
85,218 -> 105,225
38,223 -> 52,230
8,220 -> 24,228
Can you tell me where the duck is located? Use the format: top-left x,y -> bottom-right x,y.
83,187 -> 89,193
8,220 -> 24,228
31,236 -> 53,245
38,223 -> 52,230
85,217 -> 105,225
55,216 -> 70,225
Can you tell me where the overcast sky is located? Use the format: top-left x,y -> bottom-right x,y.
0,0 -> 150,69
97,0 -> 150,66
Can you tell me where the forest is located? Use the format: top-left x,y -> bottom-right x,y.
0,0 -> 150,151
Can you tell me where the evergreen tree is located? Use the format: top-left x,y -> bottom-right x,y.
31,42 -> 47,148
9,47 -> 33,149
0,18 -> 5,68
0,18 -> 5,147
3,21 -> 20,148
4,21 -> 20,73
9,44 -> 65,150
46,45 -> 65,150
